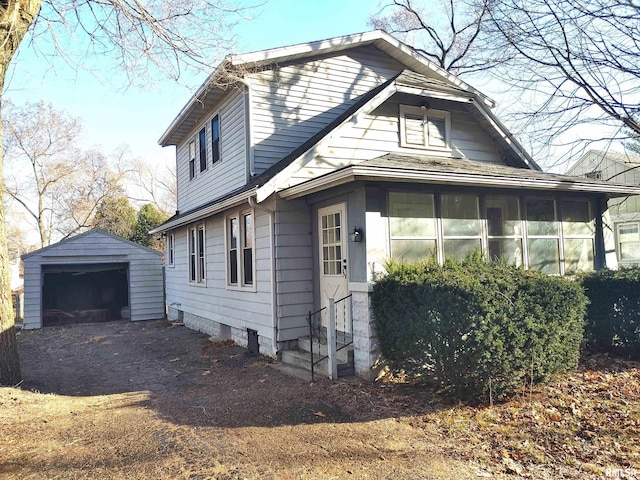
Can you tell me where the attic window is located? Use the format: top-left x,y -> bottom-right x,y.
399,105 -> 450,151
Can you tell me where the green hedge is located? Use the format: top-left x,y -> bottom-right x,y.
372,253 -> 587,401
581,267 -> 640,355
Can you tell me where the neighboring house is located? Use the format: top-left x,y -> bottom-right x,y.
151,31 -> 640,379
22,229 -> 165,329
567,150 -> 640,267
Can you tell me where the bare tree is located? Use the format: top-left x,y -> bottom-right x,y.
482,0 -> 640,167
369,0 -> 504,76
127,157 -> 177,216
3,100 -> 126,247
0,0 -> 252,385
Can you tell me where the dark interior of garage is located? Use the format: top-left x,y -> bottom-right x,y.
42,264 -> 129,326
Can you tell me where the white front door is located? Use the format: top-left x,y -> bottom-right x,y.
318,204 -> 350,333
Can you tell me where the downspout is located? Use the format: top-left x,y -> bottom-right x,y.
248,195 -> 278,357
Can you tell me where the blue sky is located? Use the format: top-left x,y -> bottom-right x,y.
6,0 -> 383,167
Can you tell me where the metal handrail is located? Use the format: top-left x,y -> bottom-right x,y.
305,294 -> 354,381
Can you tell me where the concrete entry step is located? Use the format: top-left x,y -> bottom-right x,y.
280,348 -> 354,379
296,336 -> 354,364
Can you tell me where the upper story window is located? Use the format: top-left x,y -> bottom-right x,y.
189,141 -> 196,180
211,115 -> 220,164
399,104 -> 450,151
199,127 -> 207,173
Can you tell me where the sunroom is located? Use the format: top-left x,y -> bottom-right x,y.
276,153 -> 640,379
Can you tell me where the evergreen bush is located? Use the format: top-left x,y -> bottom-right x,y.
581,267 -> 640,355
372,252 -> 587,401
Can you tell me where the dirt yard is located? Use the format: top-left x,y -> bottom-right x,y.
1,320 -> 639,479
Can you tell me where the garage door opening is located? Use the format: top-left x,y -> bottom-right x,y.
42,263 -> 129,327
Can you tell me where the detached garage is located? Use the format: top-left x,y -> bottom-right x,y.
22,229 -> 165,329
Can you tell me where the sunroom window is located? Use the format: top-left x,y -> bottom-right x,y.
388,191 -> 437,262
561,200 -> 594,273
441,194 -> 481,261
485,196 -> 523,266
525,198 -> 560,275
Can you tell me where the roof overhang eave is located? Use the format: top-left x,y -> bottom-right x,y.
150,188 -> 256,234
278,166 -> 640,200
158,60 -> 235,146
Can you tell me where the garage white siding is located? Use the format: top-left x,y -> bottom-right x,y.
21,229 -> 165,329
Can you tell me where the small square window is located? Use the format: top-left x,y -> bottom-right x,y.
399,105 -> 450,151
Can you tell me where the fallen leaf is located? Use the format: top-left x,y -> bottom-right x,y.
201,370 -> 211,376
314,411 -> 325,417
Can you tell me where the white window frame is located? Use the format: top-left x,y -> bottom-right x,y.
211,114 -> 221,165
188,223 -> 206,285
399,104 -> 451,151
225,209 -> 256,291
198,126 -> 208,173
386,191 -> 596,275
616,221 -> 640,264
188,140 -> 196,180
167,233 -> 175,267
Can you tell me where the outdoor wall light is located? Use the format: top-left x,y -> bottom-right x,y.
350,227 -> 363,243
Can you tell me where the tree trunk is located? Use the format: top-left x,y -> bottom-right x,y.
0,1 -> 42,385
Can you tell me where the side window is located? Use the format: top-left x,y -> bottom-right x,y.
227,210 -> 254,288
617,222 -> 640,263
399,105 -> 450,150
189,141 -> 196,180
188,223 -> 206,284
211,115 -> 220,164
167,233 -> 175,267
199,127 -> 207,173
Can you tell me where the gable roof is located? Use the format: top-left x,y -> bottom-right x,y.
277,153 -> 640,200
159,30 -> 495,146
22,228 -> 163,260
253,69 -> 539,202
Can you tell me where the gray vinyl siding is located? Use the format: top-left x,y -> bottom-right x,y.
274,197 -> 314,342
247,45 -> 404,174
286,94 -> 507,186
164,203 -> 274,341
568,153 -> 640,216
22,230 -> 164,329
176,89 -> 247,213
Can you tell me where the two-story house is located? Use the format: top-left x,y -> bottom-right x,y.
567,150 -> 640,267
152,31 -> 640,379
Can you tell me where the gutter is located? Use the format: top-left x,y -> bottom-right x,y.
277,165 -> 640,200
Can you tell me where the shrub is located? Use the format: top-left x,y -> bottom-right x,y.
372,252 -> 587,401
581,267 -> 640,355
